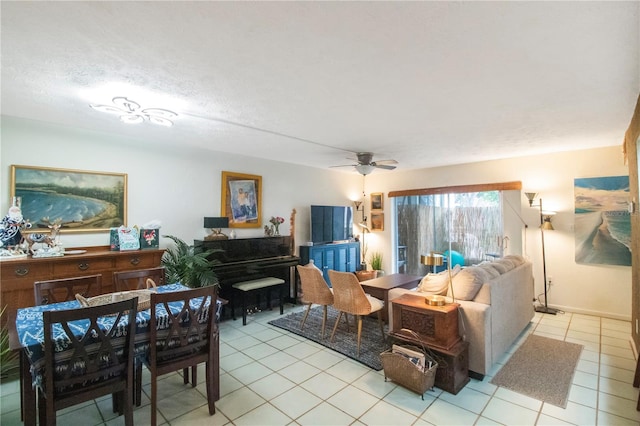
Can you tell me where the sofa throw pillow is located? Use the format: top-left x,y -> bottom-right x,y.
495,258 -> 515,271
417,265 -> 461,295
448,266 -> 488,301
503,254 -> 525,266
478,263 -> 500,279
490,261 -> 508,274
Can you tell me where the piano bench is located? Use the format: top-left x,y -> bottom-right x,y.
231,277 -> 286,325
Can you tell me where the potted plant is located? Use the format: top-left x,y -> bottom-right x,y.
162,235 -> 222,288
1,306 -> 18,379
370,251 -> 384,277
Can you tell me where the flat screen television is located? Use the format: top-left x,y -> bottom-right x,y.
310,205 -> 353,244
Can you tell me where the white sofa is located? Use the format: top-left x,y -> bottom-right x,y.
388,256 -> 534,378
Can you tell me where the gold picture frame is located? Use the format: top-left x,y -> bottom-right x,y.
221,171 -> 262,228
370,212 -> 384,232
370,192 -> 384,211
10,165 -> 127,233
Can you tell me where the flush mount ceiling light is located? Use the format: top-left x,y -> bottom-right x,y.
90,97 -> 177,127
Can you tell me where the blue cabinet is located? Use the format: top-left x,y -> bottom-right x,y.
299,242 -> 360,285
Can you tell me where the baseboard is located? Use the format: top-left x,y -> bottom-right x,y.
543,304 -> 632,322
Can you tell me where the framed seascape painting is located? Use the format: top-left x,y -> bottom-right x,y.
10,165 -> 127,233
370,192 -> 384,211
221,171 -> 262,228
574,175 -> 631,266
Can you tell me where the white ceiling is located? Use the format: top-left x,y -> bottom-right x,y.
2,1 -> 639,174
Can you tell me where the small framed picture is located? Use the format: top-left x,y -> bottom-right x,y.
370,212 -> 384,232
370,192 -> 383,211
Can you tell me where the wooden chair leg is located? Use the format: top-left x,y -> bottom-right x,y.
183,367 -> 189,385
321,305 -> 328,339
331,311 -> 344,342
356,315 -> 363,357
135,359 -> 142,406
300,303 -> 312,330
191,365 -> 197,388
206,362 -> 216,415
377,310 -> 385,341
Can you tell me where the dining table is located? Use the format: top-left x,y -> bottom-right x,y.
9,283 -> 221,426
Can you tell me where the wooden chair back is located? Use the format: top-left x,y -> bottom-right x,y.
113,266 -> 165,291
40,297 -> 137,425
34,274 -> 102,306
147,286 -> 218,425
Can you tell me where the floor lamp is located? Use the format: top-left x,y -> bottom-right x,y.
524,192 -> 558,315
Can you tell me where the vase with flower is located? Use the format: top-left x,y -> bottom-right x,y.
269,216 -> 285,236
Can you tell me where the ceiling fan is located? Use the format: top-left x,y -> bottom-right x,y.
331,152 -> 398,175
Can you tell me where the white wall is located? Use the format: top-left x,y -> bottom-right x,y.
363,146 -> 631,320
1,117 -> 631,319
0,116 -> 360,254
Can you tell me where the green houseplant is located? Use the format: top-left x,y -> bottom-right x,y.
1,306 -> 18,378
162,235 -> 221,288
370,251 -> 383,271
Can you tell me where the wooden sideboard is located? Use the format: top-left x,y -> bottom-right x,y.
1,246 -> 164,325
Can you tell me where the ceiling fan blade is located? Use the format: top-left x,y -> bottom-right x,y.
373,164 -> 397,170
329,164 -> 357,168
372,159 -> 398,165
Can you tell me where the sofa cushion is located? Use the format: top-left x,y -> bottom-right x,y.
478,263 -> 500,279
448,266 -> 488,301
417,265 -> 461,295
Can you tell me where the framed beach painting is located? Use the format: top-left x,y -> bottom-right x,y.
574,175 -> 631,266
10,165 -> 127,233
221,171 -> 262,228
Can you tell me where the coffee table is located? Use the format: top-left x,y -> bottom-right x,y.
359,273 -> 422,322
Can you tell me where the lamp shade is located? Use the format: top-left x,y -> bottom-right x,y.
204,217 -> 229,228
421,253 -> 444,267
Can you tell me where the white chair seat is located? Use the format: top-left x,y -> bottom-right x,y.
365,294 -> 384,312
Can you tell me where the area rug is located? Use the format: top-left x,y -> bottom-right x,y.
268,306 -> 388,370
490,334 -> 583,408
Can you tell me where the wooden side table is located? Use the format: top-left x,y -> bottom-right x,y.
389,293 -> 469,394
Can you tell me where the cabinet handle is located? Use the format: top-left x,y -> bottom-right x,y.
78,263 -> 89,271
15,267 -> 29,277
130,257 -> 140,266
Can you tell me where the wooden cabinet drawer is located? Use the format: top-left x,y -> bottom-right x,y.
115,253 -> 158,270
52,258 -> 114,275
1,261 -> 51,281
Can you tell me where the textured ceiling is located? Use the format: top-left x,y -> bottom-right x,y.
1,1 -> 639,173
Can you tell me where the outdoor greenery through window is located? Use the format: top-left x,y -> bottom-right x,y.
395,191 -> 503,275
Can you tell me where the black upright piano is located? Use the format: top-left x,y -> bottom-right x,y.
194,236 -> 300,317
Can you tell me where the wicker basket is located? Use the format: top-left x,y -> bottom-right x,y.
381,330 -> 438,399
76,289 -> 155,311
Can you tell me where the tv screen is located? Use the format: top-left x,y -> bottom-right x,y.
310,205 -> 353,244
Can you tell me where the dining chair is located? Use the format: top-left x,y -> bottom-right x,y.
327,270 -> 385,357
34,274 -> 102,306
39,298 -> 137,426
145,286 -> 218,426
114,266 -> 195,406
296,264 -> 334,338
113,266 -> 166,291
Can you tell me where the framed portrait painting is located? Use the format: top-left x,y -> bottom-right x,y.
370,192 -> 383,211
221,171 -> 262,228
10,165 -> 127,233
370,212 -> 384,232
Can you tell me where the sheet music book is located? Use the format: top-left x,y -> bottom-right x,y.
392,344 -> 426,371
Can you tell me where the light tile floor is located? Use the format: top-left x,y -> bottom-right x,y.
2,305 -> 640,425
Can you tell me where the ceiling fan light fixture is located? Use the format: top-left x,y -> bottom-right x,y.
355,164 -> 375,175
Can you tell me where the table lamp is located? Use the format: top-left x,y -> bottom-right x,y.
204,217 -> 229,240
421,252 -> 444,274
